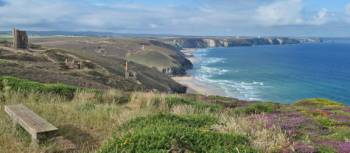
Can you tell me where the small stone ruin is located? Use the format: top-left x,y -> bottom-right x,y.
124,60 -> 137,79
65,58 -> 82,69
12,28 -> 29,49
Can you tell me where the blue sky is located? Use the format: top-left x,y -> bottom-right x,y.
1,0 -> 350,37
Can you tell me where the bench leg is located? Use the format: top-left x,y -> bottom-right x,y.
31,137 -> 39,147
11,120 -> 17,135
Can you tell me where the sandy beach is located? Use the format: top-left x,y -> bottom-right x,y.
172,76 -> 223,96
173,48 -> 224,96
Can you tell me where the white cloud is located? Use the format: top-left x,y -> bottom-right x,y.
0,0 -> 73,28
0,0 -> 349,36
255,0 -> 303,26
255,0 -> 334,26
309,8 -> 330,25
346,3 -> 350,15
149,23 -> 159,29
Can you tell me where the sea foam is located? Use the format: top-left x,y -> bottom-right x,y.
192,48 -> 266,101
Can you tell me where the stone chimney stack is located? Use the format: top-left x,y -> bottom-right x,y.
124,60 -> 129,78
13,28 -> 29,49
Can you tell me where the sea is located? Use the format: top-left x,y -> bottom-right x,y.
190,40 -> 350,104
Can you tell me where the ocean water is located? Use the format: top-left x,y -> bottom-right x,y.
190,41 -> 350,104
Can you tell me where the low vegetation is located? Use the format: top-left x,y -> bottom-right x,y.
0,76 -> 78,98
99,114 -> 255,153
0,42 -> 186,93
0,77 -> 349,153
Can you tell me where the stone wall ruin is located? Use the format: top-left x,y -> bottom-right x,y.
13,28 -> 29,49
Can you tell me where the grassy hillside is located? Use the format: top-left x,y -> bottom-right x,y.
0,77 -> 349,153
0,38 -> 186,93
31,37 -> 192,75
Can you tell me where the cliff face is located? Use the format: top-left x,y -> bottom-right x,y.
157,37 -> 322,76
161,37 -> 317,49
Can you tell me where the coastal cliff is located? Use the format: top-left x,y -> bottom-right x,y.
158,37 -> 321,76
160,37 -> 320,49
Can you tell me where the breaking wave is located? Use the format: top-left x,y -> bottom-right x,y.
192,48 -> 266,101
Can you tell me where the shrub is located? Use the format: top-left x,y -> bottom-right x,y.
99,114 -> 256,153
235,102 -> 280,114
316,117 -> 337,127
294,98 -> 344,107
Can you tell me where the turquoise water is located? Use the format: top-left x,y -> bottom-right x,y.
191,41 -> 350,104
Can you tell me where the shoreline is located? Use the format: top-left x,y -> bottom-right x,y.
172,76 -> 224,96
173,48 -> 224,96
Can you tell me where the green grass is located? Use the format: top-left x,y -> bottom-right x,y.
0,78 -> 349,153
99,114 -> 256,153
294,98 -> 344,107
0,35 -> 12,41
128,51 -> 178,68
0,76 -> 78,98
165,96 -> 224,112
0,89 -> 141,153
326,127 -> 350,141
316,117 -> 337,127
317,146 -> 337,153
234,102 -> 280,114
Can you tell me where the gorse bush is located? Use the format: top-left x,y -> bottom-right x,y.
0,76 -> 77,98
99,114 -> 256,153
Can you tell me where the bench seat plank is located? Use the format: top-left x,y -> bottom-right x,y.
5,104 -> 58,141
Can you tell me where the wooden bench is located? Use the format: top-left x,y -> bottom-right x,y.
5,104 -> 58,143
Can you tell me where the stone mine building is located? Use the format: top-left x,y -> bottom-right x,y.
124,60 -> 137,79
12,28 -> 29,49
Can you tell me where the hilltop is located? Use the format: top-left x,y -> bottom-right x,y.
0,37 -> 187,93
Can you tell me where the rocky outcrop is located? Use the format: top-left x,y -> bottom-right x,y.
148,40 -> 193,76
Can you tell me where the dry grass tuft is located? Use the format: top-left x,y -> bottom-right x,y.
0,91 -> 152,153
213,113 -> 290,152
171,104 -> 196,115
128,92 -> 167,111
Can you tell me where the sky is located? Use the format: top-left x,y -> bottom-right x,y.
1,0 -> 350,37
